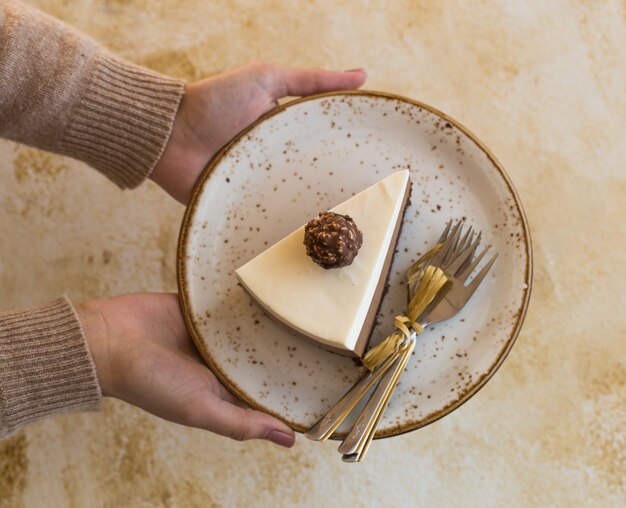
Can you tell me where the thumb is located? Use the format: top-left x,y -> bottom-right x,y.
199,398 -> 296,448
271,65 -> 367,98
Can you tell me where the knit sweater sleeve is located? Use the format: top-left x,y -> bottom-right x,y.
0,1 -> 185,438
0,0 -> 185,188
0,297 -> 102,439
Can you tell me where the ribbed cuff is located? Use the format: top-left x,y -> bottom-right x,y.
60,52 -> 185,189
0,297 -> 102,439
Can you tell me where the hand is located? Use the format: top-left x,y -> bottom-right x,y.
76,293 -> 295,448
150,62 -> 367,203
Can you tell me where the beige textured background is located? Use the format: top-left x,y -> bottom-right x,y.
1,1 -> 625,506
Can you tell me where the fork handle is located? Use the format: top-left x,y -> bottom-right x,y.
338,337 -> 416,456
304,347 -> 403,441
344,342 -> 415,462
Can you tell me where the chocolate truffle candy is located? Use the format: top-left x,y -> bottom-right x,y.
303,211 -> 363,269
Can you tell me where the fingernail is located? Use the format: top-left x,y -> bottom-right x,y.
344,68 -> 366,73
267,430 -> 295,448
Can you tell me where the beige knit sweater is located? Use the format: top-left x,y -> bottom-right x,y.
0,0 -> 185,438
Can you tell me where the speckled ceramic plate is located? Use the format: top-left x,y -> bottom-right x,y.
177,91 -> 532,438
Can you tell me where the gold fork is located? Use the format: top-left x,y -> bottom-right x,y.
304,221 -> 496,459
339,221 -> 497,461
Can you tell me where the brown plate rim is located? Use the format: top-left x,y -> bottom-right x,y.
177,90 -> 533,439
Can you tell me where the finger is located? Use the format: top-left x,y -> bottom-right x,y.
271,65 -> 367,99
193,397 -> 296,448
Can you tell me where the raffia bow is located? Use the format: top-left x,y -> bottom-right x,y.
362,245 -> 448,371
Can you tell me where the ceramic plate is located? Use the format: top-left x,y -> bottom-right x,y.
178,91 -> 532,438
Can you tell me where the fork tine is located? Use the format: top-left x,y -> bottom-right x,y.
444,233 -> 482,276
441,221 -> 464,265
465,253 -> 498,295
430,221 -> 461,267
443,221 -> 463,266
458,231 -> 481,274
457,226 -> 474,253
448,227 -> 474,271
437,220 -> 452,244
457,244 -> 490,283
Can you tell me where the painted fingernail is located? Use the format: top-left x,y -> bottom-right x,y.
344,68 -> 366,73
267,430 -> 295,448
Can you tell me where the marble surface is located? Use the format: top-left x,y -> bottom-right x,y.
1,1 -> 624,506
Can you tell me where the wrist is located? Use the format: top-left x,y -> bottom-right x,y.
76,300 -> 114,397
150,84 -> 216,204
